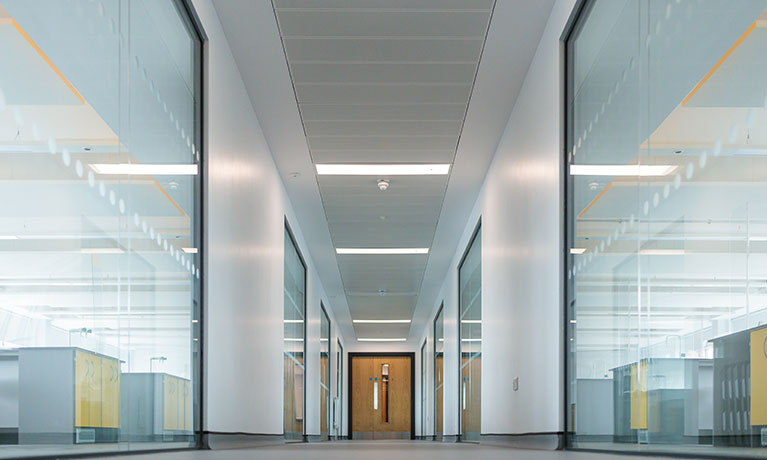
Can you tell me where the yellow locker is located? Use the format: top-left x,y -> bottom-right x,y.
89,353 -> 103,427
751,328 -> 767,425
184,380 -> 191,431
630,362 -> 647,430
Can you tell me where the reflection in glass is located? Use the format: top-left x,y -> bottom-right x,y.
0,0 -> 201,457
566,1 -> 767,457
433,304 -> 444,441
335,339 -> 343,438
459,226 -> 481,442
320,304 -> 331,440
284,226 -> 305,441
420,339 -> 427,438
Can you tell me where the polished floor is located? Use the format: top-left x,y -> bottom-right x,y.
84,441 -> 679,460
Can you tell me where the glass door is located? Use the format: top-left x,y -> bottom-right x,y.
459,225 -> 481,442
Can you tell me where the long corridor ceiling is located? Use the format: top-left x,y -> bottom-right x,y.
271,0 -> 495,339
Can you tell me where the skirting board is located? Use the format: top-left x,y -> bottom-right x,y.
441,435 -> 459,443
203,432 -> 285,449
480,432 -> 564,450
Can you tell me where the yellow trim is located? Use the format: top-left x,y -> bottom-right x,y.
681,21 -> 756,106
11,18 -> 85,104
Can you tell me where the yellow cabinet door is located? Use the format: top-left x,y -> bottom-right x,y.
751,328 -> 767,426
75,350 -> 89,427
101,357 -> 120,428
89,353 -> 103,427
164,376 -> 178,431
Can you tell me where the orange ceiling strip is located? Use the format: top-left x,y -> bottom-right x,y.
681,21 -> 756,106
577,181 -> 613,220
154,180 -> 187,217
11,18 -> 85,104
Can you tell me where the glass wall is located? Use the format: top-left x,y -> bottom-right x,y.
420,338 -> 427,438
320,304 -> 330,440
335,339 -> 343,439
459,226 -> 481,442
433,304 -> 444,441
0,0 -> 202,457
284,225 -> 305,441
566,1 -> 767,457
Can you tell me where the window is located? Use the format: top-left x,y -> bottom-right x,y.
433,304 -> 444,441
0,1 -> 202,457
320,303 -> 331,440
284,224 -> 306,440
459,225 -> 481,442
566,1 -> 767,457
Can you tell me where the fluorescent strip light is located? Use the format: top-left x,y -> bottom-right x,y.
336,248 -> 428,255
569,164 -> 677,176
316,164 -> 450,176
284,319 -> 304,323
90,164 -> 198,175
570,248 -> 586,255
81,248 -> 124,254
284,338 -> 304,342
353,319 -> 412,324
182,248 -> 198,254
461,320 -> 481,324
0,236 -> 19,240
357,338 -> 408,342
461,338 -> 482,342
639,249 -> 685,255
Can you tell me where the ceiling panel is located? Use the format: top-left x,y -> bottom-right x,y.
273,2 -> 493,340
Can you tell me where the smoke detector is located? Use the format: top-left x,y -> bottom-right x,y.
377,179 -> 390,191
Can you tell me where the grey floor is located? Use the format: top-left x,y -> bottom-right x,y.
81,441 -> 680,460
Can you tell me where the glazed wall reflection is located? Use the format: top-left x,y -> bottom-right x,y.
0,0 -> 202,457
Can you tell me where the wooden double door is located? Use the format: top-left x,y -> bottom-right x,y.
350,354 -> 413,439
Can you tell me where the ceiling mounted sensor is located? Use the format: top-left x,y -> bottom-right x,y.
315,164 -> 450,176
377,179 -> 390,191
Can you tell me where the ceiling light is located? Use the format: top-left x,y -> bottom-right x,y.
336,248 -> 429,255
0,236 -> 19,240
90,164 -> 198,175
284,338 -> 304,342
377,179 -> 390,191
81,248 -> 124,254
639,249 -> 685,255
569,164 -> 677,176
284,319 -> 304,323
357,338 -> 408,342
353,319 -> 412,324
461,338 -> 482,342
182,247 -> 198,254
460,320 -> 481,324
570,248 -> 586,254
316,164 -> 450,176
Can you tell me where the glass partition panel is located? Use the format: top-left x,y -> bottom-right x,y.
0,1 -> 202,457
567,1 -> 767,457
335,339 -> 343,438
284,226 -> 305,441
320,304 -> 330,440
421,338 -> 427,438
459,226 -> 481,442
433,304 -> 444,441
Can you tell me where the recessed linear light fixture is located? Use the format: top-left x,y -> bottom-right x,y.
0,236 -> 19,240
460,320 -> 481,324
336,248 -> 429,255
570,248 -> 586,255
182,248 -> 198,254
90,164 -> 198,176
639,249 -> 685,255
357,338 -> 408,342
284,319 -> 304,323
353,319 -> 412,324
284,338 -> 304,342
316,164 -> 450,176
81,248 -> 124,254
569,164 -> 677,176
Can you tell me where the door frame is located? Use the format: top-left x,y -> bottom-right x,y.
348,352 -> 416,440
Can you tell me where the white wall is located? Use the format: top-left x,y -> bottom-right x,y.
192,0 -> 344,438
419,0 -> 576,438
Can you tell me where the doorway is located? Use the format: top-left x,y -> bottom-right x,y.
348,353 -> 415,440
